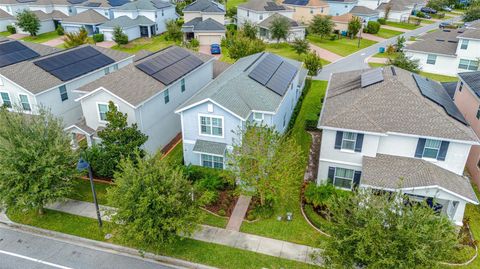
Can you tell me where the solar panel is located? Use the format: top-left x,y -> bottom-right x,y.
34,46 -> 115,81
67,0 -> 87,4
135,47 -> 203,85
248,54 -> 297,96
266,62 -> 297,96
84,2 -> 101,7
264,1 -> 285,11
412,74 -> 468,125
361,68 -> 383,88
0,41 -> 40,68
248,54 -> 283,86
108,0 -> 129,6
283,0 -> 309,5
16,0 -> 36,3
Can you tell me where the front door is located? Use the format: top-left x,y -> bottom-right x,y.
140,26 -> 148,37
150,25 -> 156,36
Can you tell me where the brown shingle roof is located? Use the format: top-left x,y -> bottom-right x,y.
61,9 -> 108,24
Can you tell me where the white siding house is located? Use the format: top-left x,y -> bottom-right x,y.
182,0 -> 226,46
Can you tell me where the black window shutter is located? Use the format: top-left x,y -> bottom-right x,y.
437,141 -> 450,161
353,171 -> 361,188
354,133 -> 364,152
327,167 -> 335,184
414,138 -> 426,158
334,131 -> 343,149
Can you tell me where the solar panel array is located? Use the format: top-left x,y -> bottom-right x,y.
283,0 -> 309,5
16,0 -> 36,3
67,0 -> 87,4
135,47 -> 203,85
84,2 -> 101,7
34,46 -> 115,81
412,74 -> 468,125
248,54 -> 297,96
361,68 -> 384,88
264,1 -> 285,11
108,0 -> 129,6
0,41 -> 40,68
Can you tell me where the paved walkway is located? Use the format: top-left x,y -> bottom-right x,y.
360,32 -> 385,42
8,33 -> 28,40
367,57 -> 389,64
96,41 -> 116,48
45,199 -> 322,265
41,36 -> 64,47
380,25 -> 409,32
226,195 -> 251,231
309,43 -> 343,63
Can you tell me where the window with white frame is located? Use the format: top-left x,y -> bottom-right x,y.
200,116 -> 223,136
426,54 -> 437,65
164,89 -> 169,104
19,94 -> 30,111
460,39 -> 469,50
113,64 -> 118,71
1,92 -> 11,108
104,10 -> 108,16
181,78 -> 185,92
259,14 -> 263,20
422,139 -> 441,159
459,59 -> 479,70
253,112 -> 263,122
59,85 -> 68,101
104,67 -> 110,75
334,168 -> 354,189
98,103 -> 109,121
341,132 -> 357,150
201,154 -> 224,169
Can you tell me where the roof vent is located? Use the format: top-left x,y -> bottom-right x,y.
435,39 -> 445,42
361,68 -> 384,88
447,40 -> 458,43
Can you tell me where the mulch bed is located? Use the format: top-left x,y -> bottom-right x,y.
204,190 -> 238,217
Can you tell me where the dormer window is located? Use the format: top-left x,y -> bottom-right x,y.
460,39 -> 469,50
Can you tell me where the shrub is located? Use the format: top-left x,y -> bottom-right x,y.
196,176 -> 225,191
217,209 -> 226,216
250,203 -> 274,219
56,25 -> 64,35
198,190 -> 218,206
304,182 -> 350,208
6,25 -> 16,34
184,165 -> 233,186
63,27 -> 89,48
365,21 -> 381,34
226,7 -> 237,18
305,119 -> 318,131
377,18 -> 386,25
92,33 -> 104,42
113,26 -> 128,45
165,19 -> 182,41
416,11 -> 426,18
329,34 -> 337,40
189,38 -> 199,48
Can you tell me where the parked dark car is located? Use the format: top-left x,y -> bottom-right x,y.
210,44 -> 221,54
421,7 -> 437,14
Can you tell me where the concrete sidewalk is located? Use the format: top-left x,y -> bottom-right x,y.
226,195 -> 251,231
380,25 -> 409,32
42,36 -> 64,47
309,43 -> 343,63
45,199 -> 322,265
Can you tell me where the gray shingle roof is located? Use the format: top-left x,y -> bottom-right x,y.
61,9 -> 108,24
350,5 -> 379,15
258,13 -> 300,28
183,17 -> 225,32
319,66 -> 478,142
0,9 -> 14,20
362,154 -> 478,203
376,1 -> 410,12
76,46 -> 213,107
0,45 -> 130,94
405,29 -> 463,56
239,0 -> 289,12
193,139 -> 227,155
99,15 -> 154,28
183,0 -> 224,13
115,0 -> 172,11
459,71 -> 480,99
31,10 -> 68,21
213,60 -> 231,78
177,52 -> 304,119
458,27 -> 480,40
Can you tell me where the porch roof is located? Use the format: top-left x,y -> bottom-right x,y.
362,154 -> 479,204
193,139 -> 227,155
99,15 -> 155,29
65,118 -> 96,136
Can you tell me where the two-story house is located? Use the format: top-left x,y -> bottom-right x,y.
0,43 -> 132,127
376,0 -> 426,22
175,52 -> 307,169
182,0 -> 225,46
0,0 -> 77,17
97,0 -> 176,42
405,24 -> 480,76
324,0 -> 357,16
69,46 -> 214,153
282,0 -> 329,24
317,66 -> 479,226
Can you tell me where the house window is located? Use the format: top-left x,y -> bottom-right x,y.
476,106 -> 480,120
19,94 -> 30,111
113,64 -> 118,71
459,82 -> 463,92
201,154 -> 224,169
98,103 -> 109,121
283,113 -> 286,127
7,6 -> 10,12
59,85 -> 68,101
321,7 -> 324,13
68,6 -> 72,13
253,112 -> 263,122
259,14 -> 263,20
310,8 -> 314,14
345,5 -> 348,8
0,92 -> 11,108
104,67 -> 110,75
459,59 -> 479,71
333,168 -> 354,189
423,139 -> 441,159
426,54 -> 436,65
164,89 -> 169,104
162,9 -> 164,16
200,116 -> 223,136
460,39 -> 469,50
104,10 -> 108,16
247,10 -> 249,17
341,132 -> 357,150
181,78 -> 185,92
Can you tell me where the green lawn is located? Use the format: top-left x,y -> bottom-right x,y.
163,141 -> 184,166
22,31 -> 61,43
266,43 -> 330,66
201,210 -> 228,228
0,31 -> 10,37
8,209 -> 319,269
240,80 -> 329,247
419,71 -> 458,82
307,35 -> 377,57
219,46 -> 236,64
368,62 -> 386,68
226,0 -> 247,9
375,28 -> 403,39
373,52 -> 396,58
386,21 -> 421,30
112,35 -> 178,54
66,179 -> 112,206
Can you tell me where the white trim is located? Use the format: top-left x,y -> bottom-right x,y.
320,126 -> 387,136
198,113 -> 224,138
176,98 -> 246,121
18,93 -> 31,112
403,49 -> 457,58
319,158 -> 362,167
193,150 -> 225,157
251,109 -> 275,115
387,131 -> 479,145
64,125 -> 91,136
0,91 -> 11,108
75,87 -> 136,109
183,139 -> 196,144
96,101 -> 110,124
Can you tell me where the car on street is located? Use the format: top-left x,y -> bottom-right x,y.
210,44 -> 221,54
421,7 -> 437,14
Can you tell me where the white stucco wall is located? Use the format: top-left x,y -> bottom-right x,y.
236,8 -> 294,26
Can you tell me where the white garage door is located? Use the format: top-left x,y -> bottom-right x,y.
197,34 -> 222,45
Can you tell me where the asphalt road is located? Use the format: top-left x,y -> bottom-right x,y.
315,16 -> 463,80
0,226 -> 180,269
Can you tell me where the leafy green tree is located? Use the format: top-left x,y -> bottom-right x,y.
347,16 -> 362,38
322,189 -> 458,269
464,5 -> 480,22
165,19 -> 183,41
309,15 -> 334,39
304,51 -> 322,77
16,10 -> 40,36
242,21 -> 258,40
269,15 -> 291,43
226,7 -> 237,18
427,0 -> 448,11
64,27 -> 89,48
396,35 -> 406,51
292,38 -> 309,55
107,152 -> 200,246
113,26 -> 128,45
365,21 -> 380,34
389,52 -> 420,73
227,31 -> 266,60
0,107 -> 78,215
229,124 -> 304,212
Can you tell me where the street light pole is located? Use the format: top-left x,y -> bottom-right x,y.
77,158 -> 102,227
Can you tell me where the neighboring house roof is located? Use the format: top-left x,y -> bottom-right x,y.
404,29 -> 462,56
376,1 -> 410,12
213,60 -> 231,78
282,0 -> 328,7
325,0 -> 357,3
176,52 -> 305,119
182,17 -> 225,32
458,71 -> 480,99
331,13 -> 353,23
0,9 -> 14,20
350,5 -> 379,15
0,45 -> 130,94
441,81 -> 457,99
457,27 -> 480,40
133,49 -> 153,61
257,13 -> 301,28
193,139 -> 227,155
183,0 -> 225,13
0,40 -> 60,68
239,0 -> 290,12
78,0 -> 122,8
115,0 -> 172,11
362,154 -> 479,204
61,9 -> 108,24
99,15 -> 154,28
75,46 -> 213,107
31,10 -> 68,21
319,66 -> 478,142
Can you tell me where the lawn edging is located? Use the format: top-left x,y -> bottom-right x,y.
440,221 -> 478,267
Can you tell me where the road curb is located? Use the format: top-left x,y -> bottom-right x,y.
0,220 -> 217,269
